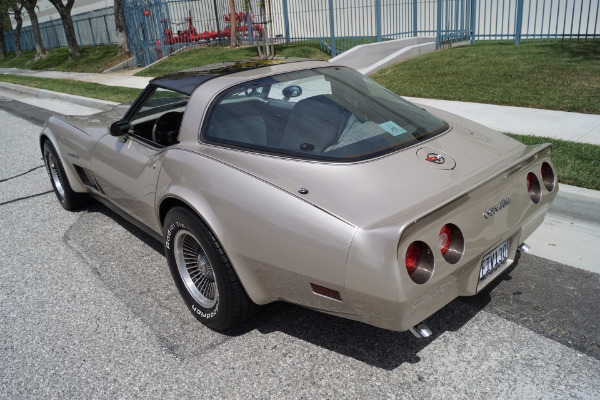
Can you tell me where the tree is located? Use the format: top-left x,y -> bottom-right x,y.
113,0 -> 129,55
11,3 -> 23,57
228,0 -> 237,47
47,0 -> 79,58
21,0 -> 47,60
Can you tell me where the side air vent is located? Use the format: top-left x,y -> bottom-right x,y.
73,165 -> 100,191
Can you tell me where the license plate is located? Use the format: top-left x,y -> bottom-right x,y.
478,240 -> 509,289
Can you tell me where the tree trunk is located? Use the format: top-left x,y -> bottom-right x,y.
48,0 -> 79,58
22,0 -> 47,60
13,6 -> 23,57
114,0 -> 129,55
0,9 -> 10,59
0,30 -> 6,60
228,0 -> 237,47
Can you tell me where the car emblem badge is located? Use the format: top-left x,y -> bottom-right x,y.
426,153 -> 445,164
416,148 -> 456,170
483,197 -> 511,219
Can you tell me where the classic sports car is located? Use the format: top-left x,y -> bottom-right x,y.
40,59 -> 558,336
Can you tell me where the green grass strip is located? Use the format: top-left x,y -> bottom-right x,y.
371,41 -> 600,114
506,133 -> 600,191
0,74 -> 140,104
0,45 -> 128,74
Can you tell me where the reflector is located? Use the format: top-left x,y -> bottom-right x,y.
310,283 -> 342,301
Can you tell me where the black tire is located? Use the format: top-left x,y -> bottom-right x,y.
43,140 -> 87,210
163,207 -> 255,330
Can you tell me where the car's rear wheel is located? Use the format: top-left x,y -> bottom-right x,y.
43,141 -> 87,210
163,207 -> 254,330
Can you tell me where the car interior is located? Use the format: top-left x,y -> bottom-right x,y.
204,90 -> 356,154
128,88 -> 189,147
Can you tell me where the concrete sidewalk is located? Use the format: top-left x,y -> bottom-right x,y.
405,97 -> 600,146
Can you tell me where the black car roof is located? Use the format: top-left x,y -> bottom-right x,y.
150,58 -> 312,95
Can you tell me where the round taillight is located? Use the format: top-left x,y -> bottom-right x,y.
404,241 -> 434,284
541,162 -> 555,192
439,224 -> 465,264
527,172 -> 541,204
406,242 -> 421,276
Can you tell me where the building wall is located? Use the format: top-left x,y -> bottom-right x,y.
16,0 -> 114,27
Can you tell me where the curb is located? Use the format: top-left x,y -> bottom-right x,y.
549,184 -> 600,224
0,82 -> 118,111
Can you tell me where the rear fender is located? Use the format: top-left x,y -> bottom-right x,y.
156,148 -> 358,309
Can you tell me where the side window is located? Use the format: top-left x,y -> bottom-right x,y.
129,87 -> 189,146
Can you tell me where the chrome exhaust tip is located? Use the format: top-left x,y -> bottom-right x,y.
409,322 -> 433,338
518,243 -> 531,253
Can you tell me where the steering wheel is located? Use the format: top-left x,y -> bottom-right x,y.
152,111 -> 184,146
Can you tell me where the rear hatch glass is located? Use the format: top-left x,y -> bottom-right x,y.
203,66 -> 448,162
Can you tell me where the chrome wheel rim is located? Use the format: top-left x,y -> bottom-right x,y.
174,230 -> 218,308
47,153 -> 65,199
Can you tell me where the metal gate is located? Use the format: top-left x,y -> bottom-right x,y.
117,0 -> 598,66
437,0 -> 476,48
122,0 -> 270,66
123,0 -> 172,66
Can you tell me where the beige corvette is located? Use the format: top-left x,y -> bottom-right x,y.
40,59 -> 558,336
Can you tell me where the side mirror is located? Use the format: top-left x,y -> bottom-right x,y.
110,120 -> 130,137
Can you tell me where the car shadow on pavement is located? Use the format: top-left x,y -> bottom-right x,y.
80,203 -> 594,371
217,269 -> 520,371
224,268 -> 516,370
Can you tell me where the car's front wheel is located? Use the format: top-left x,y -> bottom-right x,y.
43,140 -> 87,210
163,207 -> 254,330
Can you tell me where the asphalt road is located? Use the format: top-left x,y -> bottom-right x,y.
1,102 -> 600,399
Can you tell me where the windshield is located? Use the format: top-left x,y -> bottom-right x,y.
203,67 -> 448,161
